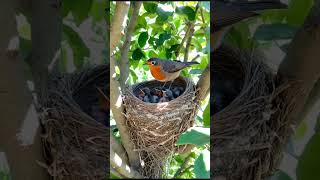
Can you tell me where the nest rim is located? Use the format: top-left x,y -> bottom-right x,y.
127,76 -> 194,106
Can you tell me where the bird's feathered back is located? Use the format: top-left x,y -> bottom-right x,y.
213,0 -> 288,31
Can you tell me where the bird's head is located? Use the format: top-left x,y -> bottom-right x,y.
145,58 -> 160,66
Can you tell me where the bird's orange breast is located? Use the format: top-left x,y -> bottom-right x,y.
149,65 -> 166,81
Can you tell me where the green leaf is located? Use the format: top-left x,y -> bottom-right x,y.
176,6 -> 196,21
130,69 -> 138,83
156,32 -> 171,47
62,0 -> 93,26
89,0 -> 107,22
19,37 -> 31,60
294,121 -> 308,140
156,7 -> 173,23
176,127 -> 210,146
287,0 -> 313,26
194,149 -> 210,179
165,49 -> 173,59
174,18 -> 182,29
297,132 -> 320,180
63,24 -> 90,69
148,50 -> 158,58
168,44 -> 180,52
143,2 -> 158,13
270,170 -> 292,180
254,24 -> 298,41
132,48 -> 145,60
203,103 -> 210,127
137,16 -> 148,29
138,32 -> 149,48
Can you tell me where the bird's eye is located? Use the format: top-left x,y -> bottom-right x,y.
151,61 -> 156,65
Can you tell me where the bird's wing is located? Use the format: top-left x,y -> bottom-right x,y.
214,1 -> 257,31
214,1 -> 287,31
162,60 -> 187,73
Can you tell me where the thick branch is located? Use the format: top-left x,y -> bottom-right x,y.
0,1 -> 49,179
196,65 -> 210,102
110,56 -> 140,170
110,132 -> 129,165
276,0 -> 320,128
26,0 -> 61,101
110,145 -> 143,179
119,2 -> 142,89
296,79 -> 320,122
109,1 -> 142,171
270,0 -> 320,173
183,3 -> 199,62
183,23 -> 195,62
110,2 -> 130,54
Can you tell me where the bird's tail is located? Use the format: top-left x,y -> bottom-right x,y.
233,1 -> 287,12
185,61 -> 200,66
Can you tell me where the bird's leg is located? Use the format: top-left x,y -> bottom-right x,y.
168,79 -> 174,90
161,81 -> 167,90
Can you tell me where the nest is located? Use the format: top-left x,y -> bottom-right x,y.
40,65 -> 109,180
123,77 -> 198,178
212,45 -> 279,180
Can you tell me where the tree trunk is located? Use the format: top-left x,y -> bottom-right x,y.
0,1 -> 49,179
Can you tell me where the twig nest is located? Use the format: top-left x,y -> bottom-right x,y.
123,76 -> 198,178
212,45 -> 277,180
40,65 -> 109,180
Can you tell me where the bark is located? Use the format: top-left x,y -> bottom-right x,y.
119,2 -> 142,89
110,2 -> 130,54
110,1 -> 142,171
196,65 -> 210,102
269,0 -> 320,175
26,0 -> 61,99
110,56 -> 141,171
0,1 -> 49,179
110,146 -> 143,179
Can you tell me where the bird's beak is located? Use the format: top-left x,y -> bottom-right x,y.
144,62 -> 150,65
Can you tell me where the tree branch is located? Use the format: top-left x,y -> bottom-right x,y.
110,2 -> 130,54
110,144 -> 143,179
110,132 -> 129,165
110,56 -> 141,170
110,1 -> 142,171
183,23 -> 195,62
119,2 -> 142,89
183,3 -> 200,62
296,79 -> 320,122
270,0 -> 320,173
196,65 -> 210,103
173,153 -> 192,178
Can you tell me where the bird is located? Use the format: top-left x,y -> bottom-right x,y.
212,0 -> 288,50
145,58 -> 199,89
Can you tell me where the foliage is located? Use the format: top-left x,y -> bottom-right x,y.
110,1 -> 210,179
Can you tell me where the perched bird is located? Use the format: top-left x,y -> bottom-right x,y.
145,58 -> 199,89
213,0 -> 287,50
